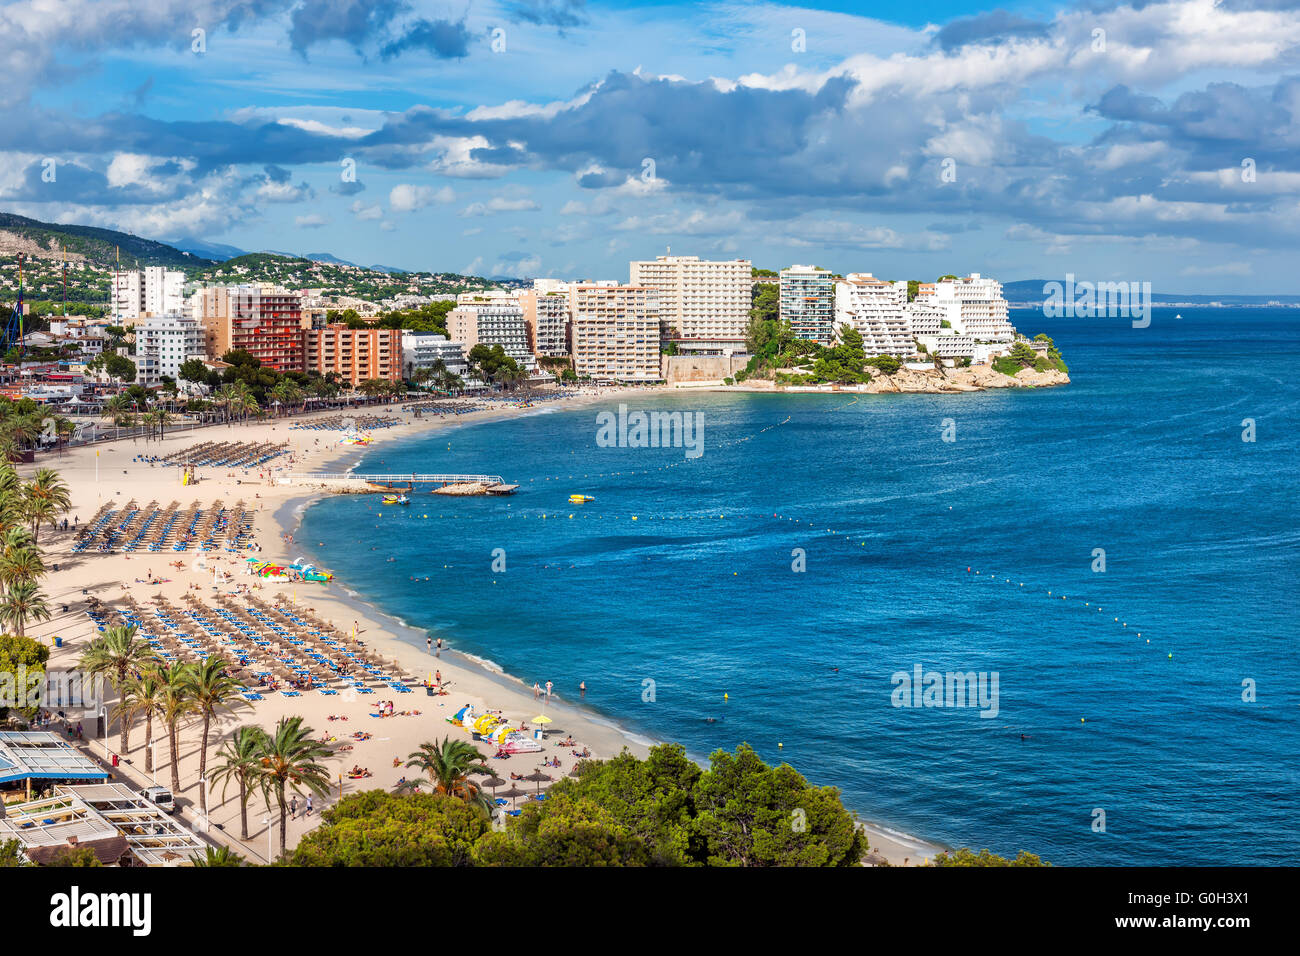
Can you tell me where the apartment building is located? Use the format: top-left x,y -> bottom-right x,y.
570,285 -> 662,383
925,274 -> 1014,342
779,265 -> 836,345
834,273 -> 915,357
302,324 -> 403,385
518,289 -> 571,357
189,284 -> 306,371
401,331 -> 468,379
112,267 -> 186,321
446,302 -> 536,370
628,255 -> 751,350
135,314 -> 206,384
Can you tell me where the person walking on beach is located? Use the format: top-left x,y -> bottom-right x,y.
427,637 -> 432,654
533,682 -> 541,700
545,680 -> 553,701
305,795 -> 313,818
436,637 -> 443,657
290,796 -> 298,820
580,681 -> 586,698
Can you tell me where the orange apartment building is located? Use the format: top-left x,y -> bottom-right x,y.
302,324 -> 404,385
190,284 -> 306,372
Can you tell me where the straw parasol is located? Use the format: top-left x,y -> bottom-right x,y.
498,785 -> 528,807
478,774 -> 507,795
523,770 -> 552,793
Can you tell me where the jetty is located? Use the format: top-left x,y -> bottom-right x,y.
286,472 -> 517,496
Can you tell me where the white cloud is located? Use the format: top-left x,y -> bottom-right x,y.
389,183 -> 456,212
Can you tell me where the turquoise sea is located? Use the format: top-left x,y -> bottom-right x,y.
299,307 -> 1299,865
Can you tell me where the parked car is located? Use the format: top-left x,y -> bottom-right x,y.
138,786 -> 175,814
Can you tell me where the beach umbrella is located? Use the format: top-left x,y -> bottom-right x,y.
531,714 -> 553,725
477,774 -> 507,795
499,785 -> 528,807
524,770 -> 553,792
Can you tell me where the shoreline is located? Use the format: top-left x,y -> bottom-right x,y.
31,388 -> 942,865
279,395 -> 944,865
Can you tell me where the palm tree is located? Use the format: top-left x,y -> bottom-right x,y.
0,581 -> 52,638
187,657 -> 245,815
255,716 -> 333,858
156,661 -> 199,795
121,670 -> 163,775
190,845 -> 246,867
209,726 -> 265,841
102,393 -> 131,427
79,625 -> 155,756
405,737 -> 492,809
0,527 -> 44,587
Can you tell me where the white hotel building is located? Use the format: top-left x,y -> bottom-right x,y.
917,274 -> 1015,343
401,331 -> 468,379
833,273 -> 915,357
135,314 -> 206,384
629,255 -> 752,352
112,267 -> 187,321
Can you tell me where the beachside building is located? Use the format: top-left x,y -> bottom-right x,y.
780,265 -> 836,345
0,783 -> 204,866
111,267 -> 186,321
302,324 -> 404,386
923,274 -> 1014,343
446,302 -> 536,370
628,254 -> 752,351
189,284 -> 306,372
0,731 -> 109,800
834,273 -> 915,357
135,314 -> 206,384
401,331 -> 468,380
518,289 -> 570,357
570,284 -> 662,383
904,302 -> 944,337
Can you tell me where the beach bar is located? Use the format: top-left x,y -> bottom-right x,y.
0,783 -> 204,866
0,731 -> 110,800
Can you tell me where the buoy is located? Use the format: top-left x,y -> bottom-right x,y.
1081,717 -> 1085,723
777,742 -> 783,749
723,693 -> 729,700
1168,653 -> 1173,659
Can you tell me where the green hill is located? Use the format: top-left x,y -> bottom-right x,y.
0,212 -> 214,271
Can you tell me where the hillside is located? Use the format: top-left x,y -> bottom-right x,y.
0,212 -> 213,270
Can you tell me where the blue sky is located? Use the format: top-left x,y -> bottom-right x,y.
2,0 -> 1298,291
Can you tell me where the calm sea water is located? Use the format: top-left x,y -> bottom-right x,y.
299,307 -> 1299,865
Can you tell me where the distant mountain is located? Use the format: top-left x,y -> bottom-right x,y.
1003,279 -> 1300,306
303,252 -> 359,267
172,236 -> 247,262
0,211 -> 214,269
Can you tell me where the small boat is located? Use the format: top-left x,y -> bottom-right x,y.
1175,313 -> 1182,319
569,494 -> 595,503
382,494 -> 410,506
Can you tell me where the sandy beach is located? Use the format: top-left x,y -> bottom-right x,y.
23,391 -> 939,865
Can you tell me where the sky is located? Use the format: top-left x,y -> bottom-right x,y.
1,0 -> 1298,292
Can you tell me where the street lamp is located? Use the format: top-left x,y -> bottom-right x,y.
98,704 -> 108,760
